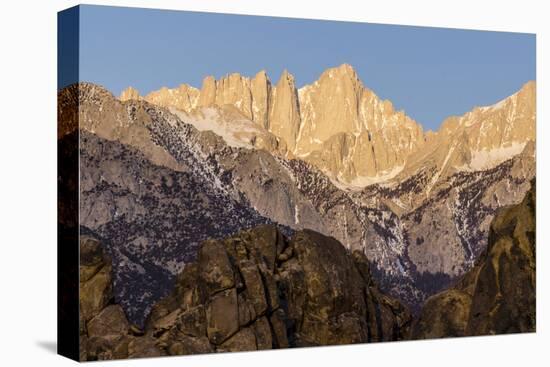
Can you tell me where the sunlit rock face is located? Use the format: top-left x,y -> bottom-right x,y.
65,66 -> 535,325
133,66 -> 534,191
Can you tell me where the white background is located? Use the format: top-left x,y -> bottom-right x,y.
0,0 -> 548,365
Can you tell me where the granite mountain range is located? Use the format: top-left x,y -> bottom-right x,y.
60,64 -> 535,326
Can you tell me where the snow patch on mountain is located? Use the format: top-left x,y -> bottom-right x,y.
169,106 -> 266,149
459,142 -> 527,172
332,165 -> 404,191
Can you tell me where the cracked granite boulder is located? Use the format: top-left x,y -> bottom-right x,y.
143,224 -> 412,355
79,236 -> 165,361
79,224 -> 413,360
412,180 -> 536,339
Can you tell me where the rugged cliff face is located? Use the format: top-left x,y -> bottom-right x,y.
79,235 -> 165,360
62,66 -> 536,360
119,86 -> 141,102
77,130 -> 279,326
412,180 -> 536,338
121,65 -> 534,193
79,225 -> 412,361
119,64 -> 426,184
60,84 -> 282,325
79,184 -> 535,361
145,84 -> 200,112
388,80 -> 536,203
62,79 -> 535,323
296,64 -> 424,184
80,181 -> 536,360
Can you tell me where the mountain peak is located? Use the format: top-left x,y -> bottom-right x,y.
119,64 -> 423,183
143,82 -> 200,111
319,63 -> 360,82
177,83 -> 198,92
201,75 -> 216,87
117,68 -> 534,188
474,80 -> 536,113
119,86 -> 141,101
517,80 -> 536,102
254,69 -> 269,79
522,80 -> 536,91
278,69 -> 296,85
335,63 -> 358,75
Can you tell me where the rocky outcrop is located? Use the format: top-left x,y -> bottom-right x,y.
390,81 -> 536,204
443,81 -> 535,160
198,73 -> 254,119
79,236 -> 113,323
79,236 -> 165,361
412,180 -> 536,338
126,67 -> 535,191
80,225 -> 412,360
119,86 -> 141,102
63,64 -> 536,361
268,70 -> 302,153
195,70 -> 274,129
80,199 -> 536,360
68,81 -> 535,323
168,105 -> 287,155
466,178 -> 536,334
121,65 -> 426,183
410,289 -> 472,339
147,224 -> 412,352
296,64 -> 424,183
76,129 -> 275,326
144,84 -> 200,112
60,82 -> 184,172
250,70 -> 271,129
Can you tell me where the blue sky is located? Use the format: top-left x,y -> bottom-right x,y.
74,5 -> 535,131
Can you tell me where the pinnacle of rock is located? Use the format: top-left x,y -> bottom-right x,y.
268,70 -> 301,152
198,75 -> 217,107
296,63 -> 424,182
119,66 -> 535,187
119,86 -> 141,101
250,70 -> 271,129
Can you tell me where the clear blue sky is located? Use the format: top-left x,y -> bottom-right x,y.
73,5 -> 535,131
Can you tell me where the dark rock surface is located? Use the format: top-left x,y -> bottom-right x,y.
59,83 -> 535,331
412,180 -> 536,338
72,130 -> 278,326
79,225 -> 412,360
146,223 -> 412,352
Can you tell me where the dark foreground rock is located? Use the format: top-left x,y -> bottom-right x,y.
79,236 -> 165,360
412,180 -> 536,338
79,225 -> 412,360
78,181 -> 536,360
